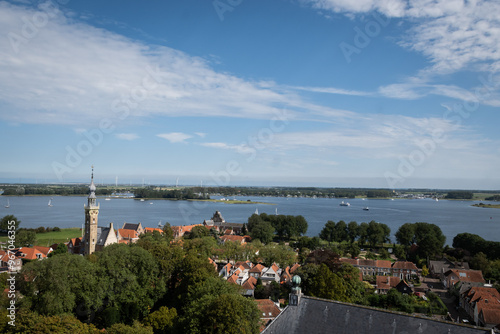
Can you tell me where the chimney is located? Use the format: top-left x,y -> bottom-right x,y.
109,222 -> 113,232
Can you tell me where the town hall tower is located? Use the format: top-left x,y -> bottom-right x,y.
84,166 -> 99,255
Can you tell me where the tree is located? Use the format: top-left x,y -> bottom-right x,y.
18,253 -> 105,318
333,220 -> 348,242
162,222 -> 174,242
0,215 -> 21,231
347,221 -> 359,244
413,222 -> 445,259
187,226 -> 209,239
358,222 -> 369,246
204,294 -> 260,334
395,223 -> 416,246
307,264 -> 348,302
319,221 -> 336,243
143,306 -> 177,334
249,220 -> 274,244
259,243 -> 296,267
15,229 -> 36,247
96,244 -> 165,323
366,221 -> 390,248
48,243 -> 68,257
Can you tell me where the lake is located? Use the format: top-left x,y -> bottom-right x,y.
2,195 -> 500,245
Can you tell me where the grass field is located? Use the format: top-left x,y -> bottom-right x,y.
472,203 -> 500,209
0,227 -> 82,247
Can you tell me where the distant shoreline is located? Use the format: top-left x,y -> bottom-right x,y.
472,203 -> 500,209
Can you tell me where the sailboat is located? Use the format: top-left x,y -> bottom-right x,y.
5,199 -> 9,208
48,198 -> 53,207
255,208 -> 259,215
275,207 -> 278,215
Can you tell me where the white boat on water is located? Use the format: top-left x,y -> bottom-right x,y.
255,208 -> 259,215
48,198 -> 53,207
340,201 -> 350,207
5,199 -> 9,208
363,207 -> 369,211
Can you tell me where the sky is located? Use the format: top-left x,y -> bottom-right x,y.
1,0 -> 500,189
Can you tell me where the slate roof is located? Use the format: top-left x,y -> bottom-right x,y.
262,296 -> 489,334
122,223 -> 140,231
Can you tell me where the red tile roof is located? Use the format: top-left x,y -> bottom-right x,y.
447,269 -> 485,284
255,299 -> 281,318
249,263 -> 265,274
219,235 -> 247,244
376,275 -> 401,290
117,229 -> 138,239
242,276 -> 257,290
144,227 -> 163,234
392,261 -> 418,270
376,260 -> 393,268
480,307 -> 500,325
15,246 -> 52,260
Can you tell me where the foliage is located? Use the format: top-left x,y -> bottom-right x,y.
0,215 -> 21,231
134,187 -> 208,200
258,243 -> 297,267
142,306 -> 177,334
18,253 -> 105,318
14,229 -> 36,247
445,191 -> 473,199
106,321 -> 153,334
248,218 -> 275,244
453,233 -> 500,259
96,244 -> 165,324
247,213 -> 307,242
366,221 -> 390,248
48,243 -> 68,257
4,309 -> 100,334
187,225 -> 210,239
396,222 -> 445,260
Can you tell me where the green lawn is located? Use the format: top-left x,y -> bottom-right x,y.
0,227 -> 82,247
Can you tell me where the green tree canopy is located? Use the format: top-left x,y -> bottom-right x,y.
0,215 -> 20,231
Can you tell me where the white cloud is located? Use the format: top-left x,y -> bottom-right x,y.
200,142 -> 255,154
287,85 -> 373,97
157,132 -> 192,143
115,133 -> 139,141
195,132 -> 206,138
0,2 -> 358,127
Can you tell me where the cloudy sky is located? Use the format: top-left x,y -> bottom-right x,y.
1,0 -> 499,189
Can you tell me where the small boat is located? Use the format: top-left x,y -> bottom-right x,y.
149,202 -> 153,205
255,208 -> 259,215
5,199 -> 9,208
105,197 -> 111,201
363,207 -> 369,211
275,207 -> 278,215
140,199 -> 145,202
48,198 -> 53,207
435,198 -> 439,202
340,201 -> 350,207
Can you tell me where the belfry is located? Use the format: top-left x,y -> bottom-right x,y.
84,166 -> 99,255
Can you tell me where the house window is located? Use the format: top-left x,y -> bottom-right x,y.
36,253 -> 42,259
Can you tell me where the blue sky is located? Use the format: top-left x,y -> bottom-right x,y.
1,0 -> 500,189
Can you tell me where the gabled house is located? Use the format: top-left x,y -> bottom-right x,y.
340,258 -> 393,277
242,276 -> 257,297
121,222 -> 144,235
395,280 -> 413,295
219,235 -> 251,245
0,250 -> 22,272
376,275 -> 400,294
13,246 -> 52,261
171,224 -> 203,238
67,237 -> 82,255
255,299 -> 282,330
249,263 -> 265,279
116,228 -> 139,244
261,263 -> 282,285
460,286 -> 500,326
391,261 -> 419,280
202,211 -> 244,234
429,258 -> 469,280
443,269 -> 485,289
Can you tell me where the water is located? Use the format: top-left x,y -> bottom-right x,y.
2,196 -> 500,245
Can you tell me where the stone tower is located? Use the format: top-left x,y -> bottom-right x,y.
84,166 -> 99,255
